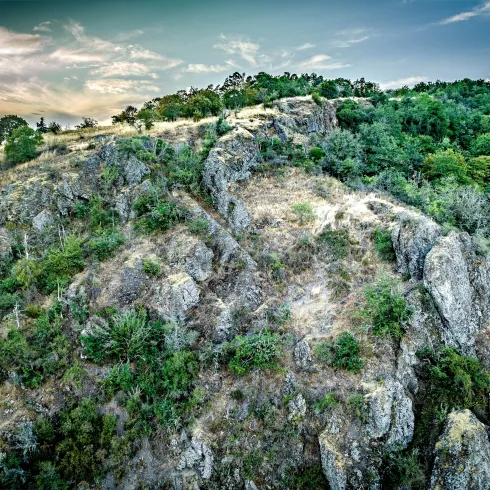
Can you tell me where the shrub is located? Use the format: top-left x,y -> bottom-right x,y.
87,231 -> 124,261
167,145 -> 204,195
216,116 -> 232,136
361,277 -> 411,339
314,332 -> 363,373
142,258 -> 161,276
5,126 -> 43,164
228,329 -> 283,376
373,229 -> 396,261
317,227 -> 350,260
471,132 -> 490,157
290,202 -> 316,225
309,146 -> 325,162
313,392 -> 339,412
186,217 -> 209,235
422,149 -> 469,184
467,156 -> 490,187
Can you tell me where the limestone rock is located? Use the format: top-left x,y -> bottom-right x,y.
430,410 -> 490,490
124,156 -> 150,186
294,338 -> 313,370
424,232 -> 490,355
287,393 -> 307,422
392,212 -> 442,280
319,430 -> 347,490
151,272 -> 200,321
32,209 -> 54,232
185,241 -> 213,282
177,430 -> 214,480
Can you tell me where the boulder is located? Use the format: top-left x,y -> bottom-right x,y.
124,156 -> 150,186
177,429 -> 214,480
424,232 -> 490,355
392,212 -> 442,280
32,209 -> 54,232
430,409 -> 490,490
294,338 -> 313,370
151,272 -> 200,321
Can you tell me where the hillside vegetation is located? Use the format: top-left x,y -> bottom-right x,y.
1,75 -> 490,490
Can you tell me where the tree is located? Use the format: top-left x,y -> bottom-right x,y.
318,80 -> 340,99
321,128 -> 363,178
0,114 -> 28,143
471,133 -> 490,157
36,117 -> 48,133
75,117 -> 98,129
5,126 -> 44,164
136,109 -> 157,130
48,121 -> 62,134
423,149 -> 469,183
467,156 -> 490,187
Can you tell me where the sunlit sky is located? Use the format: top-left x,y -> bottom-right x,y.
1,0 -> 490,126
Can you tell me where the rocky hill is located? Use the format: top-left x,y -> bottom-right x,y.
1,96 -> 490,490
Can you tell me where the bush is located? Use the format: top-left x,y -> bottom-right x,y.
314,332 -> 363,373
5,126 -> 43,164
373,229 -> 396,261
309,147 -> 325,162
142,258 -> 161,276
361,277 -> 411,339
422,149 -> 469,184
313,393 -> 339,412
186,217 -> 209,235
467,156 -> 490,187
317,227 -> 350,260
471,132 -> 490,157
290,202 -> 316,225
228,329 -> 283,376
87,231 -> 124,261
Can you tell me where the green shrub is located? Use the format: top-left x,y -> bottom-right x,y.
284,464 -> 329,490
290,202 -> 316,225
314,332 -> 363,373
186,217 -> 209,235
228,329 -> 283,376
313,392 -> 339,412
142,258 -> 161,276
5,126 -> 43,164
422,149 -> 469,184
88,231 -> 124,261
309,146 -> 325,162
168,145 -> 204,195
471,132 -> 490,157
361,277 -> 411,339
317,227 -> 350,260
373,229 -> 396,261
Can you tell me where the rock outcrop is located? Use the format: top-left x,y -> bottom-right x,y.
430,409 -> 490,490
392,211 -> 442,280
424,232 -> 490,355
177,430 -> 214,480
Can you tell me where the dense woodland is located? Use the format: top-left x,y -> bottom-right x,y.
1,74 -> 490,489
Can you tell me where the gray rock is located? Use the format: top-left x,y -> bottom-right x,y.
151,272 -> 200,321
117,265 -> 147,306
319,430 -> 347,490
430,409 -> 490,490
177,430 -> 214,480
386,382 -> 415,450
124,156 -> 150,186
0,227 -> 12,258
392,212 -> 442,280
287,393 -> 307,422
294,338 -> 313,370
245,481 -> 259,490
185,241 -> 213,282
32,209 -> 54,232
424,232 -> 490,355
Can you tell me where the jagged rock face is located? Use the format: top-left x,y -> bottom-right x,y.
32,209 -> 54,232
124,155 -> 150,186
430,410 -> 490,490
272,97 -> 337,138
424,232 -> 490,355
294,338 -> 313,370
392,212 -> 442,280
203,127 -> 260,233
177,430 -> 214,480
364,378 -> 414,450
150,272 -> 200,321
0,227 -> 12,258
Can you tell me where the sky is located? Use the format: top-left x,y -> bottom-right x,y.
0,0 -> 489,126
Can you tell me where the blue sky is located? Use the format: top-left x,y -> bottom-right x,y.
0,0 -> 489,126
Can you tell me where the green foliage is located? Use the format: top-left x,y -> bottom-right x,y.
309,146 -> 325,162
290,202 -> 315,225
361,276 -> 411,339
215,116 -> 232,136
311,91 -> 322,106
133,185 -> 186,234
87,230 -> 124,261
284,464 -> 329,490
142,257 -> 161,276
5,126 -> 43,164
373,229 -> 396,261
336,100 -> 371,131
186,217 -> 209,235
228,329 -> 283,376
383,449 -> 425,488
0,114 -> 28,143
317,226 -> 350,260
471,132 -> 490,156
314,332 -> 363,373
313,392 -> 339,412
167,145 -> 204,195
467,156 -> 490,187
423,149 -> 469,184
321,127 -> 363,178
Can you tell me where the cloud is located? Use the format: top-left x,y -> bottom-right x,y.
379,76 -> 428,90
333,28 -> 372,48
0,26 -> 48,55
63,20 -> 118,52
296,42 -> 316,51
90,61 -> 157,78
298,54 -> 350,70
33,21 -> 52,33
440,2 -> 490,24
182,63 -> 229,73
50,48 -> 106,63
85,79 -> 160,94
213,35 -> 260,66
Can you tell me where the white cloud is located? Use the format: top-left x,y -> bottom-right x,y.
50,48 -> 106,63
33,21 -> 52,33
333,36 -> 370,48
298,54 -> 350,70
379,76 -> 428,90
85,79 -> 160,94
440,2 -> 490,24
91,61 -> 157,78
333,28 -> 372,48
183,63 -> 229,73
0,27 -> 47,55
297,42 -> 316,50
213,35 -> 260,66
63,21 -> 118,52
